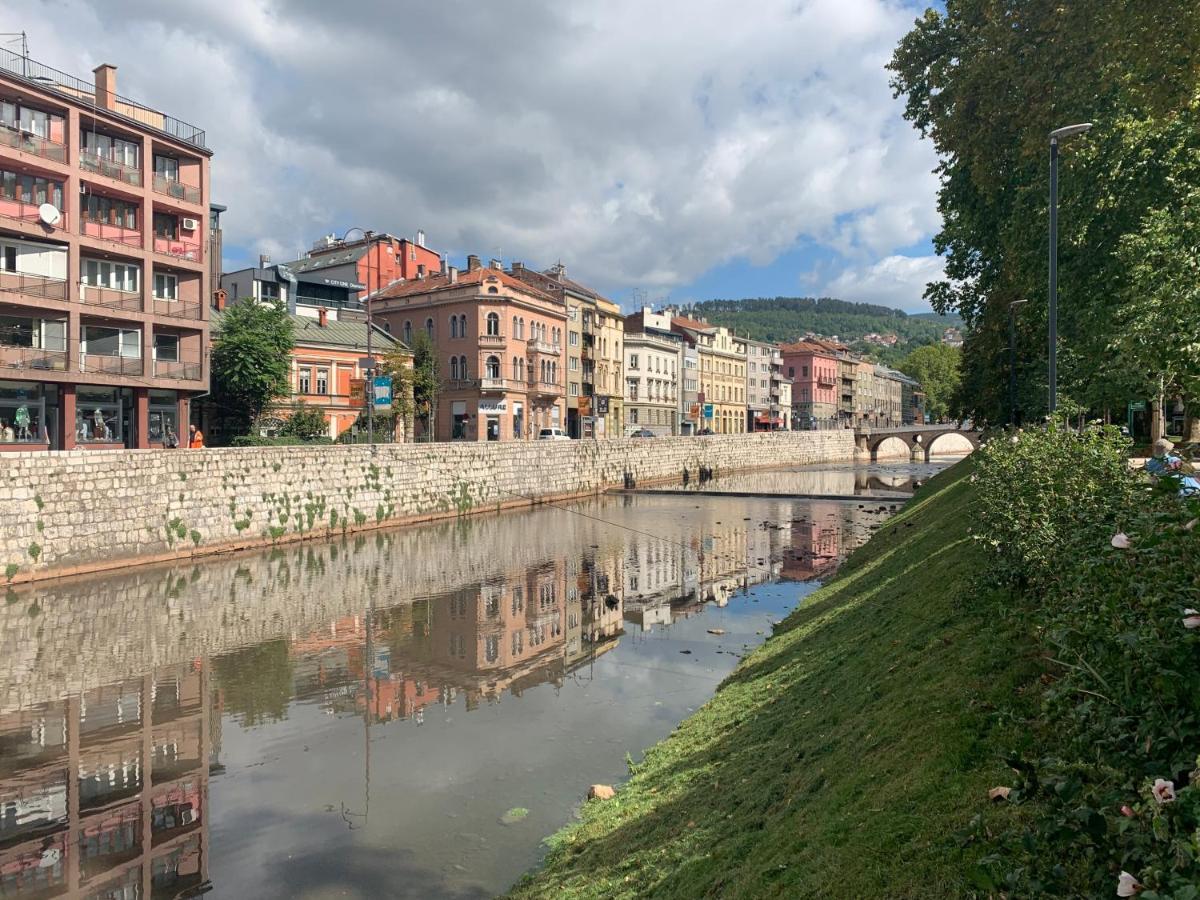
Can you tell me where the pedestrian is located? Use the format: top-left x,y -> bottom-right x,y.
188,424 -> 205,449
1146,438 -> 1200,496
165,425 -> 179,449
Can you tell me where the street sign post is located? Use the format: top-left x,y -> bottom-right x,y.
372,375 -> 392,409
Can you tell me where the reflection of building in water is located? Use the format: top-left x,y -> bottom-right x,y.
782,501 -> 878,580
0,661 -> 212,898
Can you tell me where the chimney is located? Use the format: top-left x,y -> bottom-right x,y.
416,229 -> 426,248
511,261 -> 524,273
318,307 -> 328,328
417,263 -> 426,279
448,266 -> 458,284
213,288 -> 227,311
439,257 -> 447,274
258,253 -> 271,268
467,254 -> 481,272
93,64 -> 117,111
490,258 -> 502,270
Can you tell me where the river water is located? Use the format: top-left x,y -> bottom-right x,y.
0,460 -> 953,899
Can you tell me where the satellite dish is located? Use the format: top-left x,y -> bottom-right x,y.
38,204 -> 60,226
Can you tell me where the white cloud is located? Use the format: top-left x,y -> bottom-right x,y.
820,254 -> 945,312
19,0 -> 940,295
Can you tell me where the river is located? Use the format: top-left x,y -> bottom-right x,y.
0,460 -> 954,899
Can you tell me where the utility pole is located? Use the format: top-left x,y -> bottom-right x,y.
343,227 -> 377,447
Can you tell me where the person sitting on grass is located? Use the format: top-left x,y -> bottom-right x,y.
1145,438 -> 1200,496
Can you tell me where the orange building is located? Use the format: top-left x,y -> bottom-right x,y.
373,256 -> 568,441
286,230 -> 441,300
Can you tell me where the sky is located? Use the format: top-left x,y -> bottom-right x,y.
17,0 -> 945,312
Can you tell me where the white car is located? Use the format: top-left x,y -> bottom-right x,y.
537,427 -> 571,440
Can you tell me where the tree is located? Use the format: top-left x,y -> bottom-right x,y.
212,639 -> 294,727
211,301 -> 294,438
280,402 -> 328,441
401,331 -> 440,441
898,344 -> 961,421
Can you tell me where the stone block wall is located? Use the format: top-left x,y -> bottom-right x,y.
0,431 -> 853,582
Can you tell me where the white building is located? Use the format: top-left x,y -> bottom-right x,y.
623,331 -> 682,435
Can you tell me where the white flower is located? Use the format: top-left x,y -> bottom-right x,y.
1183,609 -> 1200,630
1117,871 -> 1141,897
1185,518 -> 1197,532
1152,778 -> 1176,803
1111,532 -> 1131,549
1010,435 -> 1020,444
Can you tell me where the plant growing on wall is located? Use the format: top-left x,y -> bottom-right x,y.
211,300 -> 295,439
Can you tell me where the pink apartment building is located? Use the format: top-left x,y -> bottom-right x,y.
372,256 -> 567,441
781,340 -> 840,429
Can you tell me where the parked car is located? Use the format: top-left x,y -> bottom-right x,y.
537,427 -> 570,441
630,428 -> 655,438
696,427 -> 714,436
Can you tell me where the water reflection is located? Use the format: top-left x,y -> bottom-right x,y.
0,490 -> 901,898
655,458 -> 957,497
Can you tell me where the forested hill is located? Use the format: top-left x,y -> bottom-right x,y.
685,297 -> 960,347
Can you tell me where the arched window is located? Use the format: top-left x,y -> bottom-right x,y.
450,356 -> 459,380
459,355 -> 468,379
486,312 -> 500,336
513,357 -> 521,380
403,321 -> 412,344
486,355 -> 500,378
517,317 -> 525,339
449,315 -> 458,339
487,286 -> 499,294
512,315 -> 519,337
425,317 -> 434,338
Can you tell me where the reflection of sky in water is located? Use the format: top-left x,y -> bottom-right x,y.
648,459 -> 959,497
0,465 -> 931,899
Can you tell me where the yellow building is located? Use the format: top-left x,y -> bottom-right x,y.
670,315 -> 747,433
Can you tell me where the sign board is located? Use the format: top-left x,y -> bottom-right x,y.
689,403 -> 701,421
372,375 -> 392,409
1128,400 -> 1147,412
697,391 -> 706,404
478,400 -> 507,413
349,378 -> 366,408
703,403 -> 714,419
578,396 -> 592,417
595,395 -> 610,415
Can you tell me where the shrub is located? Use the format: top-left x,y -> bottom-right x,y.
228,435 -> 333,447
280,403 -> 330,442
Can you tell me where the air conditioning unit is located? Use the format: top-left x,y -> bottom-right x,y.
181,217 -> 199,231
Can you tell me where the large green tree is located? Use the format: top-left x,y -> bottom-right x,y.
889,2 -> 1200,423
211,301 -> 294,439
898,343 -> 961,421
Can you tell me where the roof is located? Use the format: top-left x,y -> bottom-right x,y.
286,246 -> 368,275
670,316 -> 717,334
212,306 -> 406,353
374,266 -> 557,303
509,264 -> 612,304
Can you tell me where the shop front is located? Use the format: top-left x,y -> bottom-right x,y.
0,380 -> 53,451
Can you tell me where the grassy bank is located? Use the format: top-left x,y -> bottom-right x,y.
508,461 -> 1038,899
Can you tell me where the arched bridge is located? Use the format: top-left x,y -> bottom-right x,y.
854,424 -> 981,462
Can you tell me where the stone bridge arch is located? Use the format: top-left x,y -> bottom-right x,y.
855,427 -> 982,463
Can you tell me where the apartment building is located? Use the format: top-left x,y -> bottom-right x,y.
872,364 -> 904,427
0,52 -> 211,450
670,315 -> 746,433
623,306 -> 683,436
509,262 -> 624,438
745,337 -> 787,431
286,230 -> 441,301
372,256 -> 567,441
782,341 -> 839,429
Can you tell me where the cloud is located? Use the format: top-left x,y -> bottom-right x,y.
20,0 -> 939,296
820,254 -> 945,312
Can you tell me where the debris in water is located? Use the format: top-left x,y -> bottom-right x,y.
707,628 -> 726,636
500,807 -> 530,825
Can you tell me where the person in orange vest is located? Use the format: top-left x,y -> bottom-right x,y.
188,424 -> 205,449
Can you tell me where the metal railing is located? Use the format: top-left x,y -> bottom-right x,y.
0,198 -> 67,230
531,380 -> 563,395
0,124 -> 67,162
153,298 -> 202,320
0,47 -> 208,149
79,150 -> 142,187
528,339 -> 560,355
152,174 -> 201,205
153,235 -> 201,262
81,284 -> 142,312
81,219 -> 142,248
80,353 -> 143,375
0,270 -> 68,302
0,342 -> 68,371
153,359 -> 201,381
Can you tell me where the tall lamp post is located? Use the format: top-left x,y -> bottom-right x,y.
1048,122 -> 1093,416
342,228 -> 376,445
1008,299 -> 1028,426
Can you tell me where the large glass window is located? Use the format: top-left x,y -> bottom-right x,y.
153,333 -> 179,362
153,272 -> 177,300
0,381 -> 46,443
153,155 -> 179,180
82,194 -> 137,229
153,212 -> 178,240
0,168 -> 64,210
83,259 -> 140,293
83,325 -> 140,358
76,386 -> 122,444
81,132 -> 139,167
148,390 -> 179,446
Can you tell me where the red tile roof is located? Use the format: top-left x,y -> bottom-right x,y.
670,316 -> 716,333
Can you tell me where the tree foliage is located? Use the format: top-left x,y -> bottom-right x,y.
399,331 -> 440,440
889,2 -> 1200,423
279,402 -> 328,441
211,301 -> 294,438
898,343 -> 961,421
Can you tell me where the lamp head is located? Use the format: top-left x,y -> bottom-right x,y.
1050,122 -> 1093,142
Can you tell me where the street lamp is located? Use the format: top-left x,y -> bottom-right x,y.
1048,122 -> 1092,416
1008,299 -> 1028,426
342,227 -> 377,445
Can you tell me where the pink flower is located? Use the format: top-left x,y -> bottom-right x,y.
1152,778 -> 1176,804
1183,609 -> 1200,630
1117,871 -> 1141,897
1119,805 -> 1135,818
1111,532 -> 1131,549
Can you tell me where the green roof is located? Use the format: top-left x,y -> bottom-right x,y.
211,306 -> 406,353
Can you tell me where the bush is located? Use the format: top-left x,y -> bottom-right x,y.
280,403 -> 329,441
228,435 -> 333,447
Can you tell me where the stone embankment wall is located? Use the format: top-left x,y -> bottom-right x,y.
1,431 -> 853,583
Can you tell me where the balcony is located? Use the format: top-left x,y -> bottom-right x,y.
81,219 -> 142,249
153,359 -> 201,381
478,333 -> 506,349
817,374 -> 835,388
0,124 -> 67,163
0,270 -> 68,302
0,342 -> 68,372
153,298 -> 202,320
82,284 -> 143,313
80,354 -> 143,376
152,174 -> 201,205
530,380 -> 563,397
0,197 -> 67,230
79,150 -> 142,187
528,339 -> 559,356
153,236 -> 201,262
480,376 -> 507,392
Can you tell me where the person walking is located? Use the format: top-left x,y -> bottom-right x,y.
188,424 -> 205,449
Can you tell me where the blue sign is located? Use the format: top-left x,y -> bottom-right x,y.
372,375 -> 392,408
703,403 -> 714,419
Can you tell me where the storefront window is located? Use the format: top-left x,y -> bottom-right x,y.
0,381 -> 46,444
149,390 -> 179,447
76,387 -> 122,444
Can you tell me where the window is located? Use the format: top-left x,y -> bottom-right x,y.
0,381 -> 47,444
153,272 -> 177,301
153,155 -> 179,181
518,318 -> 525,339
82,325 -> 140,359
485,355 -> 500,378
569,331 -> 578,347
486,312 -> 500,336
153,333 -> 178,362
484,635 -> 499,663
1,169 -> 64,211
82,132 -> 139,167
450,315 -> 458,339
75,386 -> 122,444
513,357 -> 522,380
83,260 -> 140,293
569,357 -> 579,371
148,390 -> 178,446
316,368 -> 329,395
629,354 -> 639,370
487,286 -> 498,294
802,365 -> 809,377
425,317 -> 434,338
403,321 -> 412,344
298,368 -> 311,393
153,212 -> 178,240
459,355 -> 468,379
569,382 -> 579,397
788,366 -> 795,378
450,356 -> 460,380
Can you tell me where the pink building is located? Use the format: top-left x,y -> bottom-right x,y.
780,340 -> 839,429
372,256 -> 567,441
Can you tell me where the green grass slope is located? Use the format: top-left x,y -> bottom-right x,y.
508,462 -> 1038,899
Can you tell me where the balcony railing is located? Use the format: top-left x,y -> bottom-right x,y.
82,284 -> 142,312
0,270 -> 68,302
0,197 -> 67,230
153,298 -> 202,320
479,376 -> 507,391
80,354 -> 143,375
79,150 -> 142,187
153,236 -> 201,262
478,334 -> 506,348
152,174 -> 201,205
0,342 -> 68,371
81,219 -> 142,248
0,124 -> 67,163
528,339 -> 559,355
154,359 -> 201,381
530,380 -> 563,396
